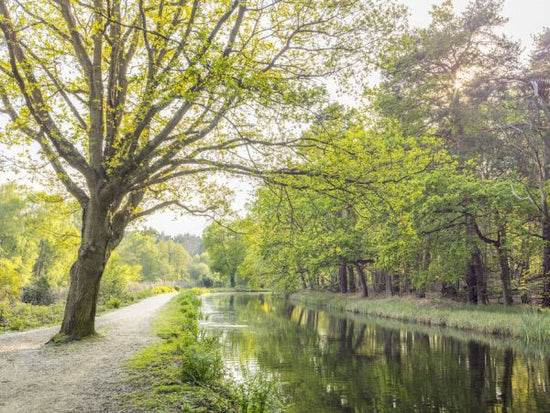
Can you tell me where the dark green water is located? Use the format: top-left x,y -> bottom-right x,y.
201,293 -> 550,413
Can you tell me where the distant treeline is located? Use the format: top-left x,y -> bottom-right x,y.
0,183 -> 211,305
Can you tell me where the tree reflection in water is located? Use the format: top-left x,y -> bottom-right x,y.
202,294 -> 550,413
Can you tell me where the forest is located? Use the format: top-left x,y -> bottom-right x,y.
201,1 -> 550,309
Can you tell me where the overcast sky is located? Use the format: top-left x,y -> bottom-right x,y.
143,0 -> 549,237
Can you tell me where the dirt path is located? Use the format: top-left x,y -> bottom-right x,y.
0,293 -> 177,413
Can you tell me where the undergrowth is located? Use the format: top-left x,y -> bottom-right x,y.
0,285 -> 178,333
123,289 -> 282,413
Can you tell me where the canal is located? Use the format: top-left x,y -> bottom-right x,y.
201,293 -> 550,412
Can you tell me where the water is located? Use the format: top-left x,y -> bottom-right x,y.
201,293 -> 550,412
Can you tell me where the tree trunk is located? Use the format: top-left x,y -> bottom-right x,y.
467,245 -> 488,305
543,217 -> 550,307
466,254 -> 478,304
339,261 -> 348,294
497,246 -> 513,306
356,262 -> 368,297
298,270 -> 307,290
54,200 -> 113,341
347,265 -> 357,293
385,271 -> 392,296
473,246 -> 488,305
230,274 -> 236,288
373,270 -> 381,294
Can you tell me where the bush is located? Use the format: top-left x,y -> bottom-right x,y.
150,285 -> 176,295
106,297 -> 122,309
0,301 -> 64,332
99,252 -> 140,303
232,375 -> 282,413
0,257 -> 24,301
21,276 -> 55,305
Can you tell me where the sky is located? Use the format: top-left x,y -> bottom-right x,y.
144,0 -> 550,237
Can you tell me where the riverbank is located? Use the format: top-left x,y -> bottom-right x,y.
290,291 -> 550,343
122,290 -> 279,412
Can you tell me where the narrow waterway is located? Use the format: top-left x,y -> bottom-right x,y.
201,293 -> 550,413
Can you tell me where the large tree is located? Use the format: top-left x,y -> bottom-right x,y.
0,0 -> 397,340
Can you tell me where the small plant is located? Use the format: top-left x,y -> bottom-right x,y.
180,338 -> 224,384
233,375 -> 284,413
107,297 -> 122,309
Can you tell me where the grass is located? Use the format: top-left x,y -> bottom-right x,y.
291,291 -> 550,344
122,289 -> 282,413
0,285 -> 179,333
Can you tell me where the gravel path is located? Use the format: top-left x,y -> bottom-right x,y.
0,293 -> 177,413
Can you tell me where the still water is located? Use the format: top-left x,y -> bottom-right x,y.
201,293 -> 550,412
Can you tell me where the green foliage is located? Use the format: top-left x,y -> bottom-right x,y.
0,284 -> 177,333
0,257 -> 24,300
21,276 -> 55,305
0,301 -> 64,332
116,229 -> 192,282
99,252 -> 141,303
0,184 -> 79,299
203,223 -> 247,287
180,337 -> 223,384
231,375 -> 282,413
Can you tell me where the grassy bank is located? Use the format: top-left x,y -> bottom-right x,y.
0,285 -> 177,333
291,291 -> 550,343
123,290 -> 281,412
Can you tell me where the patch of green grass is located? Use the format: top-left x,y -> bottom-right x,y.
291,292 -> 550,343
123,290 -> 282,413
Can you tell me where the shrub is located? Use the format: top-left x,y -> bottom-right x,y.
21,276 -> 55,305
150,285 -> 176,295
180,337 -> 224,384
99,252 -> 140,303
107,297 -> 122,309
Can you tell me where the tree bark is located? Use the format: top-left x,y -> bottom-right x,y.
373,270 -> 381,294
385,271 -> 392,296
299,270 -> 307,290
474,247 -> 488,305
339,261 -> 348,294
543,217 -> 550,307
497,246 -> 513,306
356,262 -> 368,297
347,265 -> 357,293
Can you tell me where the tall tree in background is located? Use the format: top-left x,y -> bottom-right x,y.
373,0 -> 521,304
0,0 -> 399,339
375,0 -> 519,159
203,222 -> 246,287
